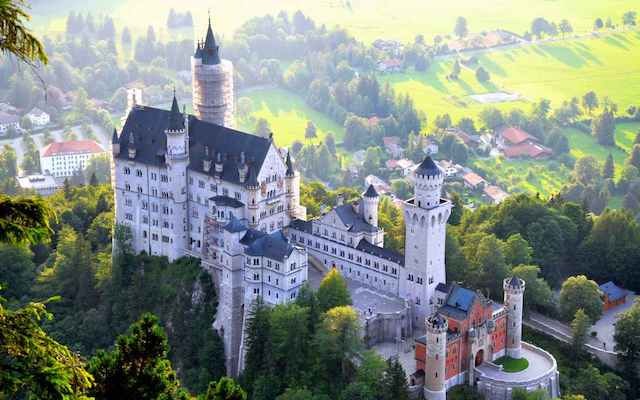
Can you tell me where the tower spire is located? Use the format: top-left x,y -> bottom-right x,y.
202,12 -> 221,65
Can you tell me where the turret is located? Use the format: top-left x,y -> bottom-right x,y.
424,314 -> 447,400
362,184 -> 379,227
414,156 -> 444,209
246,163 -> 260,227
504,277 -> 525,359
111,128 -> 120,156
284,150 -> 301,219
165,92 -> 188,161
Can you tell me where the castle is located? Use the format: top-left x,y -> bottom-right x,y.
112,19 -> 559,399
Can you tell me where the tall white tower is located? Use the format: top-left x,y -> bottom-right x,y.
164,94 -> 190,260
424,313 -> 447,400
504,277 -> 525,359
362,184 -> 380,227
191,17 -> 234,127
401,156 -> 452,323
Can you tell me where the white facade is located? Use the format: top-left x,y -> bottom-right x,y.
0,112 -> 20,134
40,140 -> 106,178
26,108 -> 50,127
16,174 -> 59,196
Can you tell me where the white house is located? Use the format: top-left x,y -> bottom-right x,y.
16,174 -> 59,196
25,107 -> 50,127
40,140 -> 106,178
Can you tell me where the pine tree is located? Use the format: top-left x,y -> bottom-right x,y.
381,358 -> 409,400
603,153 -> 615,179
629,145 -> 640,169
243,299 -> 272,392
571,309 -> 590,356
90,172 -> 99,186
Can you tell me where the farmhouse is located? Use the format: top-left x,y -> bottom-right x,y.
498,127 -> 552,159
383,136 -> 404,158
463,171 -> 486,190
445,127 -> 481,148
484,185 -> 509,204
25,107 -> 50,127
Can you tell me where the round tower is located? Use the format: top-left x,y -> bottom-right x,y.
362,184 -> 380,227
164,93 -> 190,260
191,17 -> 234,127
414,156 -> 444,209
425,314 -> 447,400
504,277 -> 525,359
284,150 -> 300,219
245,163 -> 260,228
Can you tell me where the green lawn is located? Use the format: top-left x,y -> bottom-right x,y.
30,0 -> 640,44
494,356 -> 529,373
563,127 -> 628,179
237,87 -> 345,148
380,32 -> 640,122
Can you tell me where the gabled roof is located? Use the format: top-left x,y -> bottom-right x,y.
438,284 -> 481,320
334,204 -> 378,233
500,127 -> 534,145
600,281 -> 627,301
41,140 -> 105,157
117,105 -> 273,185
245,230 -> 295,262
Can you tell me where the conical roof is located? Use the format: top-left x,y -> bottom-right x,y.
507,276 -> 523,289
167,93 -> 184,131
363,184 -> 379,198
415,156 -> 442,177
285,151 -> 294,177
111,128 -> 118,144
202,17 -> 221,65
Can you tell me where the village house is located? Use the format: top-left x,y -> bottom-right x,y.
497,127 -> 552,159
40,140 -> 107,178
25,107 -> 50,128
386,158 -> 416,176
483,185 -> 509,204
377,58 -> 403,73
383,136 -> 404,158
16,174 -> 59,196
364,174 -> 391,195
463,171 -> 486,190
445,127 -> 481,148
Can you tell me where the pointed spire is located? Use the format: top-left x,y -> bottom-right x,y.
285,150 -> 294,177
167,90 -> 185,131
363,184 -> 379,198
415,155 -> 442,177
245,163 -> 259,189
111,128 -> 118,144
202,14 -> 221,65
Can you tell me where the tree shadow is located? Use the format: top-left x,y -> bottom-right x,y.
421,62 -> 449,93
480,80 -> 499,92
540,45 -> 586,68
532,46 -> 547,57
480,56 -> 508,77
453,78 -> 474,95
612,33 -> 632,44
604,36 -> 629,50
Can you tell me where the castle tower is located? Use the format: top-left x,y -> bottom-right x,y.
504,277 -> 525,359
424,314 -> 447,400
191,17 -> 234,127
401,156 -> 452,323
246,163 -> 260,228
284,151 -> 302,220
362,184 -> 380,227
110,128 -> 119,186
164,93 -> 190,261
213,215 -> 248,377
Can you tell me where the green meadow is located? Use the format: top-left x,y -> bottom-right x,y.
380,31 -> 640,123
30,0 -> 640,44
237,88 -> 345,148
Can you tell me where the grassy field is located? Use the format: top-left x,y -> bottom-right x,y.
237,87 -> 345,148
614,122 -> 640,152
380,31 -> 640,123
564,127 -> 628,178
30,0 -> 639,44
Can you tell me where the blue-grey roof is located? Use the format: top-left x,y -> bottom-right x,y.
112,128 -> 118,144
415,156 -> 441,177
211,195 -> 244,208
507,276 -> 523,289
245,230 -> 295,261
289,218 -> 312,233
438,285 -> 478,320
363,184 -> 378,198
334,204 -> 378,233
600,281 -> 627,302
224,215 -> 247,233
201,18 -> 221,65
356,238 -> 404,266
167,94 -> 184,131
240,229 -> 266,245
117,105 -> 272,185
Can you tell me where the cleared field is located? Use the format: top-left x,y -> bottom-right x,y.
614,122 -> 640,152
380,32 -> 640,123
564,127 -> 628,178
237,87 -> 345,148
30,0 -> 639,44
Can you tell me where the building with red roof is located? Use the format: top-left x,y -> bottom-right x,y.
40,140 -> 107,178
497,127 -> 552,159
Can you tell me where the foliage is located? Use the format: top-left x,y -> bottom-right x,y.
0,0 -> 48,64
88,313 -> 190,400
558,275 -> 603,321
614,299 -> 640,389
0,243 -> 35,301
317,268 -> 352,312
203,377 -> 247,400
0,194 -> 55,245
570,309 -> 590,355
0,298 -> 93,399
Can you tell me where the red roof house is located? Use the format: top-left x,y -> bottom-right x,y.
41,140 -> 105,157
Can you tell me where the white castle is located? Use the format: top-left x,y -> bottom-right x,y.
113,19 -> 559,399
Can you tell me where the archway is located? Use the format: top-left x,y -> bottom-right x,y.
475,349 -> 484,367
